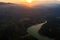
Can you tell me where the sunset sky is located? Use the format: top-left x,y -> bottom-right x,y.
0,0 -> 60,6
0,0 -> 60,3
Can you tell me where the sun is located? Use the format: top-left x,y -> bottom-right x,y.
23,0 -> 34,7
26,0 -> 32,3
24,0 -> 32,3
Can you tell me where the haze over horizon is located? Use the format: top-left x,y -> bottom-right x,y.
0,0 -> 60,5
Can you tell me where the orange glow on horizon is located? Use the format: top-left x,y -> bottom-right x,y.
0,0 -> 60,7
23,0 -> 34,7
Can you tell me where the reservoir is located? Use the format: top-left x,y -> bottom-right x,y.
27,21 -> 54,40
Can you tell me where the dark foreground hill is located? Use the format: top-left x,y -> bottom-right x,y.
0,2 -> 38,40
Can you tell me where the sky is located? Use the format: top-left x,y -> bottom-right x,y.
0,0 -> 60,6
0,0 -> 22,3
0,0 -> 60,3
